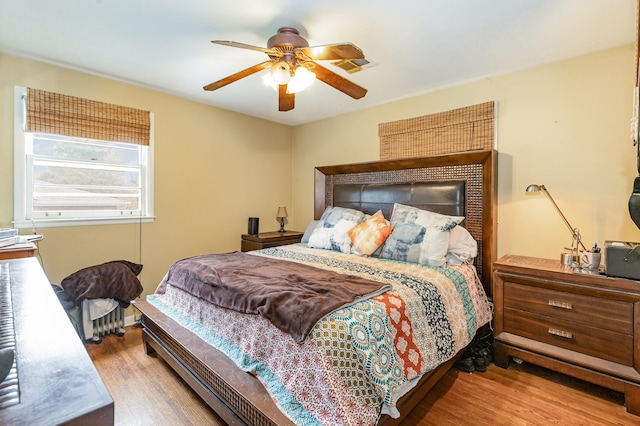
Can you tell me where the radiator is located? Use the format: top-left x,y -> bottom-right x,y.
81,299 -> 126,343
92,305 -> 125,342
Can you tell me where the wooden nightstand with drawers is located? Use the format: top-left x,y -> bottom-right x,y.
241,231 -> 303,252
493,254 -> 640,415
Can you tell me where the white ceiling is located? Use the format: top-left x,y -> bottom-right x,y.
0,0 -> 636,126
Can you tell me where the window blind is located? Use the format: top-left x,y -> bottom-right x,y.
378,101 -> 495,160
25,87 -> 150,146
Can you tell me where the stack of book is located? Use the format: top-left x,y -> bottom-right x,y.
0,229 -> 19,248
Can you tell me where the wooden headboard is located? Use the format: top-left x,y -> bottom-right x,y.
314,149 -> 497,298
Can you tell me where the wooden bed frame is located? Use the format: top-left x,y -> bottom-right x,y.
134,149 -> 498,426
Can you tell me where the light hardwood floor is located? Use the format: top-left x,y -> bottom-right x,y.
86,325 -> 640,425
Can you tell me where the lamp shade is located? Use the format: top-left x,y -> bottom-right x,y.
269,61 -> 291,85
263,65 -> 315,94
526,184 -> 545,193
287,67 -> 316,94
277,206 -> 288,218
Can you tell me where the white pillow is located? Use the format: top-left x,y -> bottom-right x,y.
307,206 -> 366,253
378,203 -> 463,267
301,220 -> 320,244
446,225 -> 478,265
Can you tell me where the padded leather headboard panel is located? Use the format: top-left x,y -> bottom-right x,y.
332,181 -> 465,219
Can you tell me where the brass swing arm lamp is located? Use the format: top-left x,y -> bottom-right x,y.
526,184 -> 587,252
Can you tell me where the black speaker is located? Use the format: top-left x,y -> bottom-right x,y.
248,217 -> 259,235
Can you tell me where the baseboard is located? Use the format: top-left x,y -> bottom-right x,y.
125,314 -> 136,327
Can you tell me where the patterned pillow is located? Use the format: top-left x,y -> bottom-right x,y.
378,203 -> 464,267
308,206 -> 366,253
348,210 -> 394,256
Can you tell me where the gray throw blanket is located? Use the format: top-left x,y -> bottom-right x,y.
166,252 -> 390,343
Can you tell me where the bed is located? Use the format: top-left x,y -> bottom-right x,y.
134,149 -> 497,426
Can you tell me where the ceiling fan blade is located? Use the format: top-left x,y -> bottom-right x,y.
312,63 -> 367,99
279,84 -> 295,111
211,40 -> 282,57
297,43 -> 364,61
203,61 -> 273,91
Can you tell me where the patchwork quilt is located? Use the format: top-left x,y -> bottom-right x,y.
148,244 -> 492,426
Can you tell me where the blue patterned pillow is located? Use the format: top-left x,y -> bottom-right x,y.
378,203 -> 463,266
307,206 -> 366,253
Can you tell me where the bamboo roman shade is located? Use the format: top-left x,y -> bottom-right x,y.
378,101 -> 495,160
25,87 -> 150,146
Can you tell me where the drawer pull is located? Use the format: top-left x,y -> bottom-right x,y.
548,328 -> 573,339
548,300 -> 572,310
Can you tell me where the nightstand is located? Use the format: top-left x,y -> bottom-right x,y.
493,254 -> 640,415
241,231 -> 303,252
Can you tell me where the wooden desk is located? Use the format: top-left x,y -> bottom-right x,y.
0,258 -> 114,425
0,243 -> 37,260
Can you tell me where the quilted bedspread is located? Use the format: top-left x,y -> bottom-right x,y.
147,244 -> 492,426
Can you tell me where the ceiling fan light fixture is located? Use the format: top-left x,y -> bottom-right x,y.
269,61 -> 291,85
205,27 -> 368,111
287,66 -> 316,94
261,73 -> 278,90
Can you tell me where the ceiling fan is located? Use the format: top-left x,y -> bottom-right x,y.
203,27 -> 368,112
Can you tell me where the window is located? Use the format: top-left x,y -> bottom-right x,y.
14,86 -> 154,228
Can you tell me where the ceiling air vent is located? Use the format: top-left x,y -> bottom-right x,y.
331,58 -> 376,74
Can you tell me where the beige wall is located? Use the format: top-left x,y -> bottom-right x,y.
3,44 -> 639,306
292,44 -> 640,260
0,53 -> 293,300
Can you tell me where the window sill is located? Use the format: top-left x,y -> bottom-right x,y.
12,216 -> 156,229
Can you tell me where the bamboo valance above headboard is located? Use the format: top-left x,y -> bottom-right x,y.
378,101 -> 495,160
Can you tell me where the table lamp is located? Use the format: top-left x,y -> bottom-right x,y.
277,206 -> 288,232
526,184 -> 586,263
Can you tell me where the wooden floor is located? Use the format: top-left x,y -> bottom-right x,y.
86,325 -> 640,426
